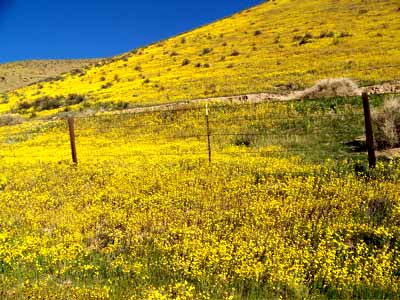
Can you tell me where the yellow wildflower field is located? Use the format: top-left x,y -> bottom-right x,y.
0,96 -> 399,299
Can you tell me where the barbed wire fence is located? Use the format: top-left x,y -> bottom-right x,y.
0,93 -> 378,168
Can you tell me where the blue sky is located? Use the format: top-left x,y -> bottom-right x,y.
0,0 -> 263,63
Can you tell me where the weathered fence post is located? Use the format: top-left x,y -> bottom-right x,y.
67,117 -> 78,165
205,103 -> 212,164
362,92 -> 376,168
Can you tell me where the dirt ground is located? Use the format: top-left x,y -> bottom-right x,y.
100,81 -> 400,116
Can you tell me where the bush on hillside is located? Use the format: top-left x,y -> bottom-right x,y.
16,94 -> 86,112
300,78 -> 359,99
201,48 -> 213,56
293,33 -> 313,45
70,68 -> 84,76
33,96 -> 64,110
35,75 -> 63,84
339,31 -> 352,38
66,94 -> 85,105
101,82 -> 113,89
372,96 -> 400,149
0,93 -> 8,104
319,31 -> 335,38
231,49 -> 240,56
182,58 -> 191,66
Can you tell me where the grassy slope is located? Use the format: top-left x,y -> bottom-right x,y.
0,59 -> 97,93
2,0 -> 399,116
0,94 -> 387,164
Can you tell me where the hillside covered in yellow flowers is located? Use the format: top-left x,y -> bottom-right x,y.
1,0 -> 399,116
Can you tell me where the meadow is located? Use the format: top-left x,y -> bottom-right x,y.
0,94 -> 399,299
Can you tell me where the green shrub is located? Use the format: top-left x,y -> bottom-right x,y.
201,48 -> 212,56
114,101 -> 130,110
339,31 -> 352,38
16,94 -> 86,112
66,94 -> 85,105
101,82 -> 113,89
0,93 -> 9,104
233,134 -> 255,147
231,49 -> 240,56
182,58 -> 191,66
368,196 -> 393,225
17,101 -> 31,110
332,37 -> 340,45
33,96 -> 64,110
70,68 -> 84,76
319,31 -> 335,38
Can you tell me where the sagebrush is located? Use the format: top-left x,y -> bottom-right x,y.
373,96 -> 400,149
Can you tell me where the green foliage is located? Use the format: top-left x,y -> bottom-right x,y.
231,49 -> 240,56
201,48 -> 213,56
0,93 -> 9,104
232,134 -> 254,146
368,196 -> 393,225
16,94 -> 86,112
101,82 -> 113,89
182,58 -> 191,66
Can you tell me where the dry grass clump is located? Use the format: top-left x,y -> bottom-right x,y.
373,96 -> 400,149
300,78 -> 359,99
0,114 -> 25,126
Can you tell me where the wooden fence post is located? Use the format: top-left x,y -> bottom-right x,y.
362,92 -> 376,168
67,117 -> 78,165
205,104 -> 212,164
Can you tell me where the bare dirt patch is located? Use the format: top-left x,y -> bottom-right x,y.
99,81 -> 400,116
